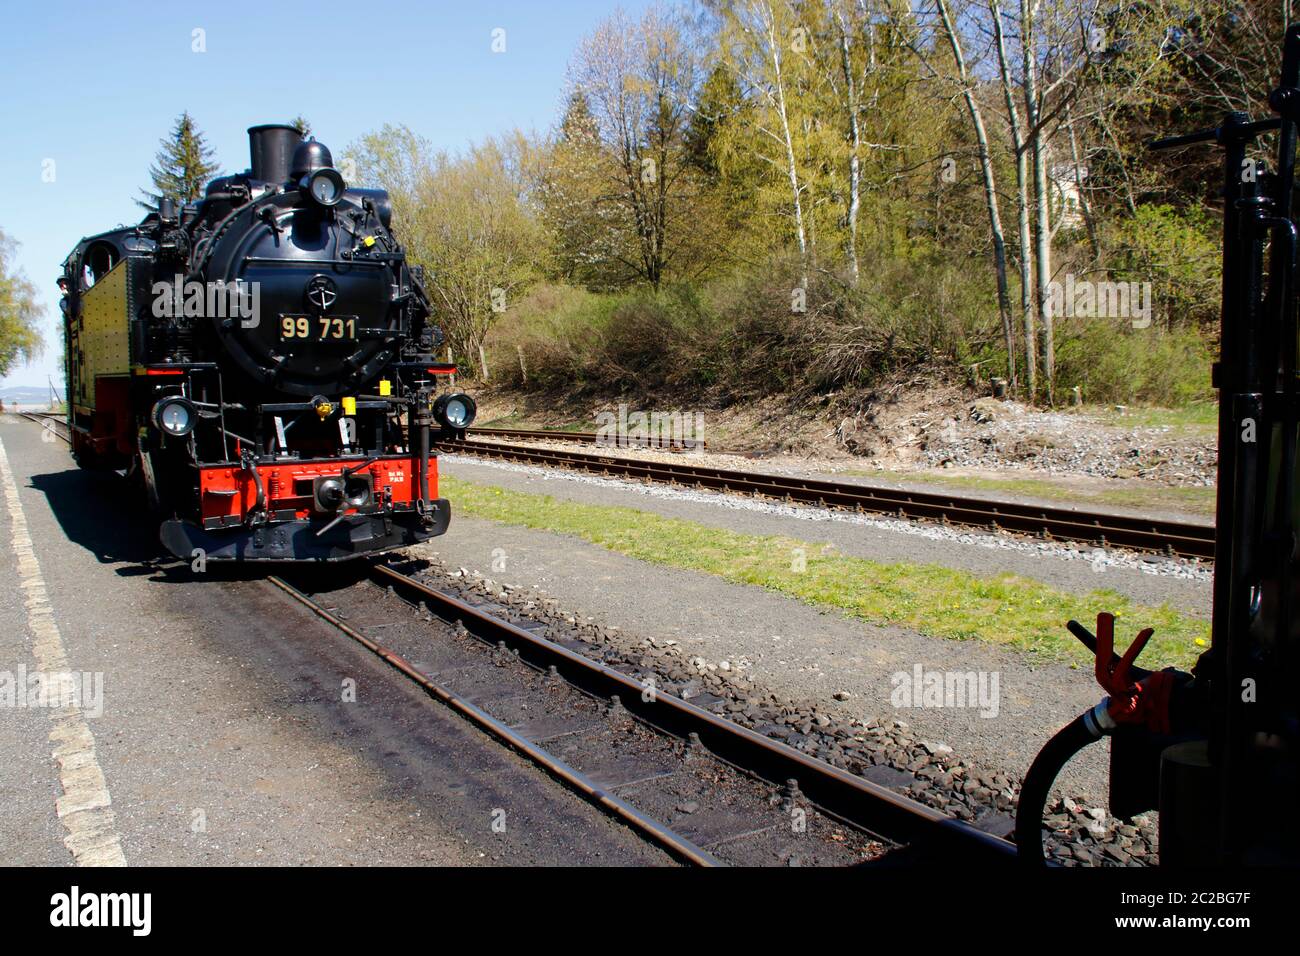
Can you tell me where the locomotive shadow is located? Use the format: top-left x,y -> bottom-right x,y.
27,466 -> 382,584
28,468 -> 162,572
26,467 -> 240,583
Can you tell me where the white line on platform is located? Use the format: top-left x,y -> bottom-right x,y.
0,437 -> 127,866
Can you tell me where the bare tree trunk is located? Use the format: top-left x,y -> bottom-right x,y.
991,0 -> 1036,397
1022,0 -> 1054,403
761,3 -> 809,284
1065,102 -> 1100,260
937,0 -> 1015,387
836,7 -> 861,286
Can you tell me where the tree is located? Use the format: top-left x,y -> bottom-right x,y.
989,0 -> 1037,395
559,6 -> 720,290
137,112 -> 220,211
539,93 -> 616,286
719,0 -> 812,282
0,227 -> 44,378
932,0 -> 1016,385
346,126 -> 546,375
291,115 -> 312,137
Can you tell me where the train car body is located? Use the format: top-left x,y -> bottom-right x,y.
61,124 -> 474,562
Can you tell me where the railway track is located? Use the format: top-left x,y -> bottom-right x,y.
9,407 -> 1058,864
270,561 -> 1017,866
10,413 -> 1214,559
13,410 -> 69,443
441,436 -> 1216,561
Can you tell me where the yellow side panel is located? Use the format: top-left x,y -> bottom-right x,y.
78,260 -> 130,407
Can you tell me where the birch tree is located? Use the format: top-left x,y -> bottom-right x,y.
935,0 -> 1016,385
720,0 -> 812,283
564,6 -> 713,290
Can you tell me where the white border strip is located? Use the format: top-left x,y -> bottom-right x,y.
0,437 -> 126,866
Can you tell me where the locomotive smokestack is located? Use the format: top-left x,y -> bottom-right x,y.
247,124 -> 303,184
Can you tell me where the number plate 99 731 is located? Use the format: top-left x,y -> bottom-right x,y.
280,315 -> 358,340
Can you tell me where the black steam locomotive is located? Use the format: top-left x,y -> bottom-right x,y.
61,123 -> 474,562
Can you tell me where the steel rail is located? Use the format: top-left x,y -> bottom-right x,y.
267,573 -> 722,867
14,410 -> 70,443
370,562 -> 1017,863
441,437 -> 1215,560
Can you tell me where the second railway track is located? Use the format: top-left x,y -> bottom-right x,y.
12,410 -> 70,442
446,433 -> 1216,561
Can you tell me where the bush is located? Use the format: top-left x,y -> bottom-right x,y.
483,248 -> 1213,410
1107,203 -> 1221,331
1054,320 -> 1213,405
487,249 -> 1004,403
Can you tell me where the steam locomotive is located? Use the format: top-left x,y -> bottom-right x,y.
60,123 -> 475,562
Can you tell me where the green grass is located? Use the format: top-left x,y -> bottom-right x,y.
440,475 -> 1210,668
1084,402 -> 1218,432
851,470 -> 1217,518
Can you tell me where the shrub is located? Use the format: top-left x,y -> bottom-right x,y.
482,251 -> 1212,410
1054,320 -> 1213,405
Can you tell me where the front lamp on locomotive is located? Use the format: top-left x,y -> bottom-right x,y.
59,123 -> 475,562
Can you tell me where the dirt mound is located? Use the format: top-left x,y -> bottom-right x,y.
469,375 -> 1217,487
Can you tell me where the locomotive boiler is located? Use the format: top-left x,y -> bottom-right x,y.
61,123 -> 475,562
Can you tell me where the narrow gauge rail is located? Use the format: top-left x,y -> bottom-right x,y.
13,410 -> 1014,863
272,562 -> 1017,866
14,410 -> 70,442
440,436 -> 1215,561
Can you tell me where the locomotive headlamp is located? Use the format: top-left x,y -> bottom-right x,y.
151,396 -> 197,438
433,393 -> 477,430
302,168 -> 345,207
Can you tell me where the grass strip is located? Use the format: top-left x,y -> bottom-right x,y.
441,475 -> 1209,668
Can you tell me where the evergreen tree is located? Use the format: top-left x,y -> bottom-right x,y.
685,64 -> 742,182
137,112 -> 220,211
291,115 -> 312,137
557,92 -> 598,145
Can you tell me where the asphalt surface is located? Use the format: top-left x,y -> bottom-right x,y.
0,415 -> 671,867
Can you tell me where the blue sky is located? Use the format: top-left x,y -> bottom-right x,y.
0,0 -> 655,390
